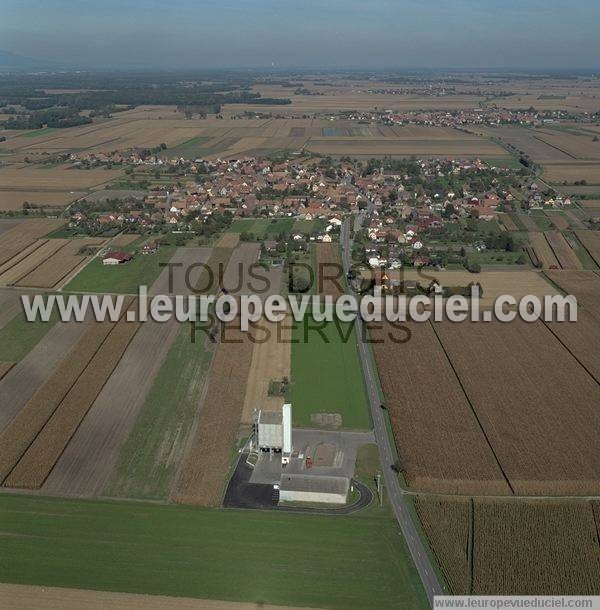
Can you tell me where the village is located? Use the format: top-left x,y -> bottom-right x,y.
58,151 -> 576,275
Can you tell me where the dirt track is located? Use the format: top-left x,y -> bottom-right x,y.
0,584 -> 311,610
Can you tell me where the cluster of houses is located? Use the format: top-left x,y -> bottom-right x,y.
325,107 -> 570,129
64,152 -> 574,274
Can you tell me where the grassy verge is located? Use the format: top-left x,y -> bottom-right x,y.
0,494 -> 428,609
290,313 -> 371,429
104,324 -> 212,500
64,245 -> 176,294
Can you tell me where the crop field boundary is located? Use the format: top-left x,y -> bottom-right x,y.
427,321 -> 515,495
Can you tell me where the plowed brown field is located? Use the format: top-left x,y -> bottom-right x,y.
316,242 -> 344,298
0,219 -> 64,266
0,297 -> 133,484
5,301 -> 142,489
370,320 -> 510,494
544,230 -> 582,269
15,238 -> 105,288
576,230 -> 600,267
174,319 -> 254,506
433,319 -> 600,494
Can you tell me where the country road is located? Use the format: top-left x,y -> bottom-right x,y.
341,216 -> 445,606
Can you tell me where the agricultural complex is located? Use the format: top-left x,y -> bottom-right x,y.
1,65 -> 600,608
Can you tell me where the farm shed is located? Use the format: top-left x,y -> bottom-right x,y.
279,474 -> 349,505
103,251 -> 133,265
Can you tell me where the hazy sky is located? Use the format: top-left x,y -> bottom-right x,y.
2,0 -> 600,70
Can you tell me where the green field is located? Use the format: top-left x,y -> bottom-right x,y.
293,218 -> 328,234
166,136 -> 210,159
19,127 -> 60,139
486,157 -> 525,170
529,209 -> 554,231
105,325 -> 212,500
290,313 -> 371,429
0,306 -> 59,362
0,494 -> 427,609
64,245 -> 176,294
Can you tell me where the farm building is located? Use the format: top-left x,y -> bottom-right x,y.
102,251 -> 133,265
279,474 -> 349,505
142,240 -> 158,254
256,404 -> 292,464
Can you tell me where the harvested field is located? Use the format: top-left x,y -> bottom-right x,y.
0,361 -> 15,380
45,249 -> 211,498
0,190 -> 85,211
376,269 -> 556,308
545,269 -> 600,317
0,288 -> 22,329
241,318 -> 291,424
529,233 -> 560,269
15,238 -> 105,289
0,219 -> 22,235
305,137 -> 505,158
194,247 -> 236,295
415,496 -> 600,596
0,297 -> 133,484
496,212 -> 518,231
0,238 -> 69,286
543,310 -> 600,382
110,233 -> 140,247
214,232 -> 240,248
473,126 -> 572,162
542,162 -> 600,184
543,230 -> 582,269
534,129 -> 600,160
414,496 -> 470,594
0,166 -> 123,190
221,243 -> 260,295
434,319 -> 600,495
316,242 -> 344,298
174,319 -> 254,506
0,584 -> 311,610
0,239 -> 47,277
544,211 -> 570,230
370,320 -> 510,494
148,247 -> 212,295
576,230 -> 600,267
96,321 -> 210,500
473,500 -> 600,594
5,300 -> 142,489
0,219 -> 64,267
0,317 -> 92,432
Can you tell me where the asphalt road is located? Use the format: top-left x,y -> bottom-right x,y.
341,217 -> 444,606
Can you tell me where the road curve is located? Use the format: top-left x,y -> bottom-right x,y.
341,217 -> 445,606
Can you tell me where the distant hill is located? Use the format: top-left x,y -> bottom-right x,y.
0,50 -> 59,71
